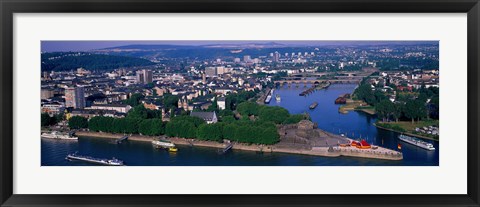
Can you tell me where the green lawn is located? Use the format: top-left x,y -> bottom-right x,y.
376,120 -> 439,140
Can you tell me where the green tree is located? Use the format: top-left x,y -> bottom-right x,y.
41,113 -> 56,127
165,116 -> 204,138
283,114 -> 306,124
375,99 -> 394,122
392,102 -> 404,122
234,125 -> 251,143
197,123 -> 223,141
207,97 -> 219,112
163,94 -> 179,110
221,116 -> 236,123
219,109 -> 233,117
68,116 -> 88,129
236,101 -> 260,116
127,105 -> 149,119
222,124 -> 237,140
88,116 -> 115,132
139,119 -> 165,136
124,93 -> 144,107
404,99 -> 427,123
258,106 -> 290,124
260,126 -> 280,145
354,83 -> 376,105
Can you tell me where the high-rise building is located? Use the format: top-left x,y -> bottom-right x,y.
202,72 -> 206,84
273,51 -> 280,62
143,69 -> 153,83
136,69 -> 153,84
243,55 -> 251,63
136,70 -> 144,84
216,66 -> 225,75
41,88 -> 55,99
205,67 -> 217,77
65,86 -> 85,109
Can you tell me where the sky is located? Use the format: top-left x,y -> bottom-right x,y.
41,40 -> 438,52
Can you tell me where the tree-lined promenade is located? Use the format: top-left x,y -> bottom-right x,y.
59,99 -> 308,145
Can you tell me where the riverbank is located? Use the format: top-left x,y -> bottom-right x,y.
74,131 -> 401,160
374,123 -> 439,141
338,99 -> 375,115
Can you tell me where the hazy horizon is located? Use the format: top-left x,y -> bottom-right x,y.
41,40 -> 438,52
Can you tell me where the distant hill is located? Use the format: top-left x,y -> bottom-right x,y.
99,44 -> 197,50
41,52 -> 155,71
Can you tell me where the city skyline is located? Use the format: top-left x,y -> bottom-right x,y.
41,40 -> 439,166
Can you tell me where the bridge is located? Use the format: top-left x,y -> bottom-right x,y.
287,72 -> 360,78
274,77 -> 364,87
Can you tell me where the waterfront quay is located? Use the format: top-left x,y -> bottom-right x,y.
74,119 -> 402,161
276,120 -> 402,160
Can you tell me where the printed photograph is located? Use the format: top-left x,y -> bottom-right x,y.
40,40 -> 439,166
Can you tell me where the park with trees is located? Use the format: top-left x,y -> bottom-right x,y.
353,79 -> 439,123
67,92 -> 308,145
353,78 -> 439,139
41,112 -> 64,127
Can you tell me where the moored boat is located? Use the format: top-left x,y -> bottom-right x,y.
152,140 -> 175,148
398,134 -> 435,150
309,102 -> 318,109
41,131 -> 78,140
275,94 -> 281,102
264,95 -> 272,103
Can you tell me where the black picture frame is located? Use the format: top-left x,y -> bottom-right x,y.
1,0 -> 479,206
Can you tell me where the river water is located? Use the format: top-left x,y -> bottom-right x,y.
41,84 -> 439,166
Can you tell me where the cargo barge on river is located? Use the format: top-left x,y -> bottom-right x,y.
66,153 -> 124,166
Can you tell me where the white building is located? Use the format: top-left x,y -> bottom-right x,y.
89,104 -> 132,113
217,97 -> 226,110
190,111 -> 218,124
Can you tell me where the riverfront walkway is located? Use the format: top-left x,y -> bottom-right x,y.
75,126 -> 402,161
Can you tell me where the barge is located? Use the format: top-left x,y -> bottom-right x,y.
66,153 -> 124,166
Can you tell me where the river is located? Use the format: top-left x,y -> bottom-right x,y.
41,84 -> 439,166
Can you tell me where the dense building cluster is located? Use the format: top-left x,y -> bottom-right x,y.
41,42 -> 439,134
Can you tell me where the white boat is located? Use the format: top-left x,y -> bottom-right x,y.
41,131 -> 78,140
265,89 -> 274,104
398,134 -> 435,151
66,153 -> 124,166
152,140 -> 175,148
275,94 -> 281,102
264,95 -> 272,104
